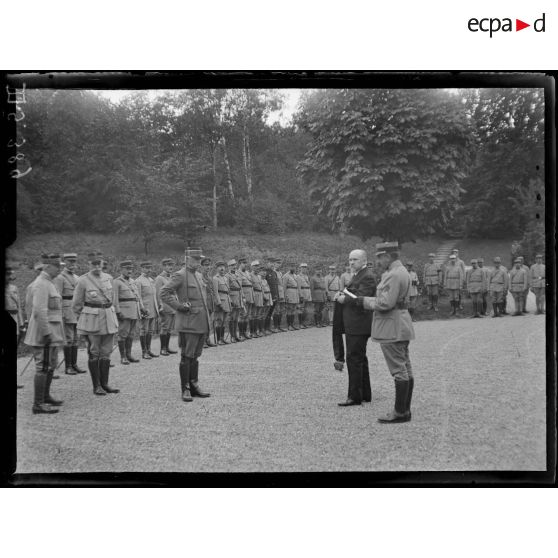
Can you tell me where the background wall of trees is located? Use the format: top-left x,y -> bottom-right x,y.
17,87 -> 545,251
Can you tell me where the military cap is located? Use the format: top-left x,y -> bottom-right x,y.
238,257 -> 247,263
451,248 -> 459,253
514,257 -> 522,264
406,261 -> 414,266
215,261 -> 226,267
227,258 -> 237,266
477,257 -> 484,263
41,253 -> 62,265
120,260 -> 133,268
535,254 -> 543,258
470,259 -> 478,264
251,260 -> 260,266
63,252 -> 77,260
88,251 -> 103,263
299,263 -> 308,267
161,258 -> 173,265
274,258 -> 283,263
449,254 -> 457,260
493,256 -> 502,263
201,257 -> 212,265
139,261 -> 153,268
34,262 -> 45,271
185,247 -> 204,259
428,253 -> 436,257
375,241 -> 399,257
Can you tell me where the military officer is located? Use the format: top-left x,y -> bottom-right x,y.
24,254 -> 66,414
113,260 -> 142,365
237,257 -> 255,340
6,264 -> 25,339
264,258 -> 280,334
297,263 -> 312,328
273,258 -> 287,332
226,258 -> 244,343
213,261 -> 232,345
72,251 -> 119,395
339,264 -> 353,291
260,268 -> 272,334
355,242 -> 415,423
406,262 -> 419,321
250,260 -> 265,337
444,254 -> 464,316
101,261 -> 113,281
53,253 -> 86,375
324,265 -> 340,325
282,262 -> 300,331
423,253 -> 442,311
517,256 -> 530,313
160,247 -> 211,402
310,266 -> 327,327
530,254 -> 546,314
200,257 -> 218,347
465,259 -> 484,318
451,249 -> 466,309
135,261 -> 160,359
477,258 -> 489,315
509,258 -> 529,315
155,258 -> 178,355
488,256 -> 508,318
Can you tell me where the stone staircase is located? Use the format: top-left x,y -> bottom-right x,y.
433,240 -> 457,267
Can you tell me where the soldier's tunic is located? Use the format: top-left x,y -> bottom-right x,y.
113,275 -> 142,340
155,271 -> 176,335
509,267 -> 528,313
478,264 -> 489,314
227,271 -> 244,326
265,268 -> 280,320
297,273 -> 313,324
282,272 -> 300,316
160,267 -> 210,359
53,268 -> 80,346
262,277 -> 272,307
238,269 -> 254,323
275,269 -> 286,325
488,267 -> 508,305
444,264 -> 464,301
135,274 -> 159,335
408,270 -> 419,309
72,271 -> 118,359
521,264 -> 531,305
6,282 -> 24,333
362,260 -> 415,381
530,262 -> 545,311
466,267 -> 484,306
251,271 -> 265,319
213,274 -> 231,327
423,262 -> 441,296
310,274 -> 327,321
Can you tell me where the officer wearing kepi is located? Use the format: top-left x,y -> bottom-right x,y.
213,261 -> 232,345
160,248 -> 211,402
282,262 -> 301,331
53,253 -> 86,375
226,258 -> 245,342
273,258 -> 287,332
72,251 -> 120,396
423,253 -> 441,311
356,242 -> 415,423
112,260 -> 142,365
488,256 -> 508,318
477,258 -> 489,316
135,261 -> 160,359
530,254 -> 546,314
509,257 -> 528,315
24,254 -> 66,414
237,257 -> 254,340
466,259 -> 484,318
155,258 -> 178,355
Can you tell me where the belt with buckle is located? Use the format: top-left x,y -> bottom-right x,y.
62,295 -> 73,300
119,298 -> 137,302
84,302 -> 112,309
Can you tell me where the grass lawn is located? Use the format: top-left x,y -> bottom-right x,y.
15,303 -> 546,473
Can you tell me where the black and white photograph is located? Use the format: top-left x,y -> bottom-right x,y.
3,72 -> 555,481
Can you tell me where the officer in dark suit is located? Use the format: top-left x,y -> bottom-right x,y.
335,249 -> 377,406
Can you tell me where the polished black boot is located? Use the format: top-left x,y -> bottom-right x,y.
32,371 -> 58,414
100,358 -> 120,393
118,340 -> 130,365
233,322 -> 243,342
64,346 -> 76,375
160,332 -> 169,356
88,359 -> 106,395
126,337 -> 139,362
71,345 -> 86,373
146,333 -> 159,357
140,335 -> 151,359
190,358 -> 210,397
166,333 -> 178,354
229,323 -> 237,343
44,368 -> 64,406
179,359 -> 193,402
405,376 -> 414,420
378,379 -> 410,423
492,302 -> 500,318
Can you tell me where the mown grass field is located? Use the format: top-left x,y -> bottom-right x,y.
15,295 -> 546,473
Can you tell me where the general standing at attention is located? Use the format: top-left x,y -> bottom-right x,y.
160,248 -> 211,402
357,242 -> 415,423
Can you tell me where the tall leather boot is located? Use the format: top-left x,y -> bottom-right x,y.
167,333 -> 178,354
99,358 -> 119,393
146,333 -> 159,357
118,340 -> 130,364
190,358 -> 210,397
292,314 -> 299,330
405,376 -> 414,420
64,346 -> 76,375
378,379 -> 410,423
32,366 -> 58,414
229,322 -> 237,343
88,359 -> 106,395
233,322 -> 242,342
433,295 -> 439,312
126,337 -> 139,363
140,335 -> 151,359
492,301 -> 500,318
179,358 -> 193,401
259,318 -> 266,336
71,345 -> 86,373
44,367 -> 63,406
160,332 -> 169,356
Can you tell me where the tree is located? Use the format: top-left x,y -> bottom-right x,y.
296,89 -> 475,242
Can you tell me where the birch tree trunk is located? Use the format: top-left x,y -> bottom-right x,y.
212,143 -> 218,229
220,135 -> 235,200
243,125 -> 254,204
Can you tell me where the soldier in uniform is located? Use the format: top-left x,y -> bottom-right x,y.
24,254 -> 66,413
135,261 -> 160,359
237,257 -> 254,340
226,259 -> 244,343
444,254 -> 464,316
423,253 -> 441,311
155,258 -> 178,355
509,258 -> 529,315
310,266 -> 327,327
53,253 -> 86,375
260,268 -> 272,334
297,263 -> 312,328
324,265 -> 340,326
6,265 -> 26,389
406,262 -> 419,321
72,251 -> 119,395
264,258 -> 280,334
518,256 -> 530,313
488,256 -> 508,318
477,257 -> 489,315
102,261 -> 114,281
451,249 -> 466,310
282,262 -> 300,331
530,254 -> 546,314
160,248 -> 211,402
465,259 -> 484,318
200,257 -> 218,347
113,260 -> 142,365
355,242 -> 415,423
213,261 -> 232,345
273,259 -> 287,332
250,260 -> 264,337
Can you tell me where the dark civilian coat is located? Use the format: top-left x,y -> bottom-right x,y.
341,266 -> 376,336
